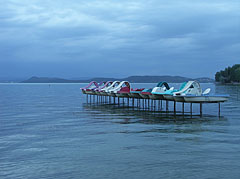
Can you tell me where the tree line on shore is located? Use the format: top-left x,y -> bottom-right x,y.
215,64 -> 240,83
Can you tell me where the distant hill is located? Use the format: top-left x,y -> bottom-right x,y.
21,76 -> 82,83
123,76 -> 191,83
21,76 -> 214,83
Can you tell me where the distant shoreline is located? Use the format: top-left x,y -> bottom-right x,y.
18,76 -> 215,84
215,82 -> 240,85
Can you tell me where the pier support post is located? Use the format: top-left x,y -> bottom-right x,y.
190,103 -> 193,117
142,99 -> 144,109
166,100 -> 169,112
218,102 -> 221,117
174,101 -> 176,115
154,100 -> 157,111
182,102 -> 185,115
151,99 -> 153,111
200,103 -> 203,117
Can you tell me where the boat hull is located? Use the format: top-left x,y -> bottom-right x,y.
129,93 -> 142,99
85,90 -> 94,95
173,96 -> 185,102
150,94 -> 164,100
107,92 -> 117,97
116,93 -> 129,98
163,94 -> 174,101
139,93 -> 150,99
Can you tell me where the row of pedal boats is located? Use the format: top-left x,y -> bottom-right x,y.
81,81 -> 229,103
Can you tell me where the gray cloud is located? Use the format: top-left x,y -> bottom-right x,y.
0,0 -> 239,78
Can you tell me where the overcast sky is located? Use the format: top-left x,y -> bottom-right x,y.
0,0 -> 239,79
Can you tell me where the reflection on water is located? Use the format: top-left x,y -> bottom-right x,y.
82,103 -> 229,135
0,83 -> 240,179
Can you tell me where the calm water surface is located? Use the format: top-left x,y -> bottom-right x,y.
0,83 -> 240,179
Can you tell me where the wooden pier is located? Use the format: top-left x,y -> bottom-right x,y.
84,94 -> 224,117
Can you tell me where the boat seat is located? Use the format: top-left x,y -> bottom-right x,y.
203,88 -> 211,95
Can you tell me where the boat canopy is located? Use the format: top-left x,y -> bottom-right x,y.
174,81 -> 202,96
104,81 -> 120,92
95,81 -> 112,91
156,82 -> 170,90
80,81 -> 98,90
109,81 -> 130,93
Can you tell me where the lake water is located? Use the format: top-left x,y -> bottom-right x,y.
0,83 -> 240,179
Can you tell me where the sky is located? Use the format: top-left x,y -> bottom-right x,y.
0,0 -> 239,79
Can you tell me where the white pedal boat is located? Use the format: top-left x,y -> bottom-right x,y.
100,81 -> 120,96
108,81 -> 131,98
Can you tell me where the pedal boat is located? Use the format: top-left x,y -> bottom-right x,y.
139,82 -> 164,99
151,82 -> 171,100
100,81 -> 120,96
80,81 -> 98,94
128,88 -> 145,98
109,81 -> 131,98
162,82 -> 188,101
94,81 -> 113,95
139,88 -> 152,99
173,81 -> 203,102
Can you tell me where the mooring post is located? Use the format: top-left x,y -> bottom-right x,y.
218,102 -> 221,117
182,102 -> 185,115
127,98 -> 129,107
200,103 -> 203,117
86,94 -> 88,103
190,103 -> 193,117
166,100 -> 169,112
142,99 -> 145,110
150,99 -> 151,111
174,101 -> 176,115
154,100 -> 157,111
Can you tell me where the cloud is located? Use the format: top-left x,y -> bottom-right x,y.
0,0 -> 239,78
